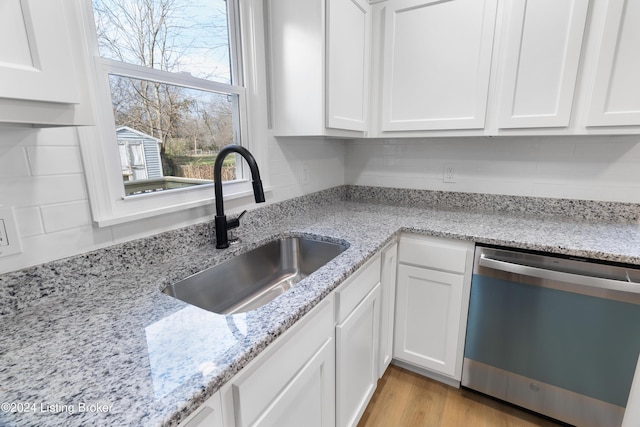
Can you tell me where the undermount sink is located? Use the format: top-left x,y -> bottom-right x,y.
162,236 -> 349,315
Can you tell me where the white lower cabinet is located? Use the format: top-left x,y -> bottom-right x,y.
394,234 -> 474,383
220,298 -> 335,427
194,250 -> 390,427
378,241 -> 398,378
335,256 -> 382,427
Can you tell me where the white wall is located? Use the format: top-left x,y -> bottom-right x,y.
345,135 -> 640,203
4,129 -> 640,274
0,125 -> 345,274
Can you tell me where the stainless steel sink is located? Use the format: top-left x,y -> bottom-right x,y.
162,236 -> 349,314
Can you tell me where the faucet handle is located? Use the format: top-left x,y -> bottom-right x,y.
227,210 -> 247,230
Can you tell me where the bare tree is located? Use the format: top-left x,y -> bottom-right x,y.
93,0 -> 233,178
93,0 -> 229,73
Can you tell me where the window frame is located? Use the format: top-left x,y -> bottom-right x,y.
77,0 -> 263,227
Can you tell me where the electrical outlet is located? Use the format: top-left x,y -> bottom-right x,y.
443,164 -> 457,183
0,206 -> 22,257
302,163 -> 310,185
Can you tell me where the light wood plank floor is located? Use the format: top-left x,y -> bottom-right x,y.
358,365 -> 566,427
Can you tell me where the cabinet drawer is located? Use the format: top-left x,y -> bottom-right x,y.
231,299 -> 334,427
335,256 -> 381,323
399,235 -> 471,274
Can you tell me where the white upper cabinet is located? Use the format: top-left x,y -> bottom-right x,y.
268,0 -> 371,136
327,0 -> 371,132
379,0 -> 498,132
0,0 -> 79,104
494,0 -> 589,129
0,0 -> 92,126
586,0 -> 640,127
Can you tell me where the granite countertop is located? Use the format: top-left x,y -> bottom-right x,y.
1,186 -> 640,426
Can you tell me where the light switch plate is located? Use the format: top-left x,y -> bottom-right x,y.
0,206 -> 23,257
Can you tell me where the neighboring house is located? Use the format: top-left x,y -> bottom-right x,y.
116,126 -> 163,181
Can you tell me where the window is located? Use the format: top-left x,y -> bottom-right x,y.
91,0 -> 243,196
77,0 -> 266,226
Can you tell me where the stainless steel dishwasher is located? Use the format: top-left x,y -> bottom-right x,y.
462,246 -> 640,427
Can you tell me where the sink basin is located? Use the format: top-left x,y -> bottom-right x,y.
162,236 -> 349,314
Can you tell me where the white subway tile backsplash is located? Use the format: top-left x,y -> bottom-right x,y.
0,125 -> 36,148
110,204 -> 211,244
573,135 -> 640,159
4,122 -> 640,274
27,146 -> 84,176
381,174 -> 426,190
0,175 -> 87,207
269,171 -> 297,189
14,206 -> 44,237
32,127 -> 79,146
345,136 -> 640,203
0,146 -> 30,178
1,225 -> 114,274
0,126 -> 347,273
41,201 -> 92,233
349,173 -> 383,187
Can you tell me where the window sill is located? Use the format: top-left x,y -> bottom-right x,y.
94,184 -> 272,228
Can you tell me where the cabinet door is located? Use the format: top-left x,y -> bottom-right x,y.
378,242 -> 397,378
495,0 -> 589,128
227,299 -> 335,427
252,340 -> 335,427
336,283 -> 381,427
268,0 -> 324,135
326,0 -> 371,131
380,0 -> 498,131
394,264 -> 464,377
587,0 -> 640,126
0,0 -> 80,104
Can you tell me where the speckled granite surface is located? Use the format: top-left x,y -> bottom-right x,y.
1,186 -> 640,426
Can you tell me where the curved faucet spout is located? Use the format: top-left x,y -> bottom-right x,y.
214,145 -> 265,249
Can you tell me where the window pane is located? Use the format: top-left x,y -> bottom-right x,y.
110,74 -> 238,196
93,0 -> 232,84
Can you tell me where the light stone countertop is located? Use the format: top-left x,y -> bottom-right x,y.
1,186 -> 640,427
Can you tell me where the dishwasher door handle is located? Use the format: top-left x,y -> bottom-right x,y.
479,255 -> 640,295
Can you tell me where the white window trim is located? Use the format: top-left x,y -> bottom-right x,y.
76,0 -> 269,227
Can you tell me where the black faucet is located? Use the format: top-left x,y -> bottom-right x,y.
213,145 -> 265,249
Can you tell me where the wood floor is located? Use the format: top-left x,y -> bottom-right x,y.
358,365 -> 565,427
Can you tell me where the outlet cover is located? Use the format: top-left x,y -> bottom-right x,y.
0,206 -> 23,257
443,164 -> 456,183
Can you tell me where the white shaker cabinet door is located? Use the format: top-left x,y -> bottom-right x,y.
336,283 -> 381,427
224,299 -> 335,427
327,0 -> 371,132
268,0 -> 370,136
0,0 -> 80,104
587,0 -> 640,126
250,340 -> 335,427
394,264 -> 464,378
378,241 -> 398,378
495,0 -> 589,128
380,0 -> 498,131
